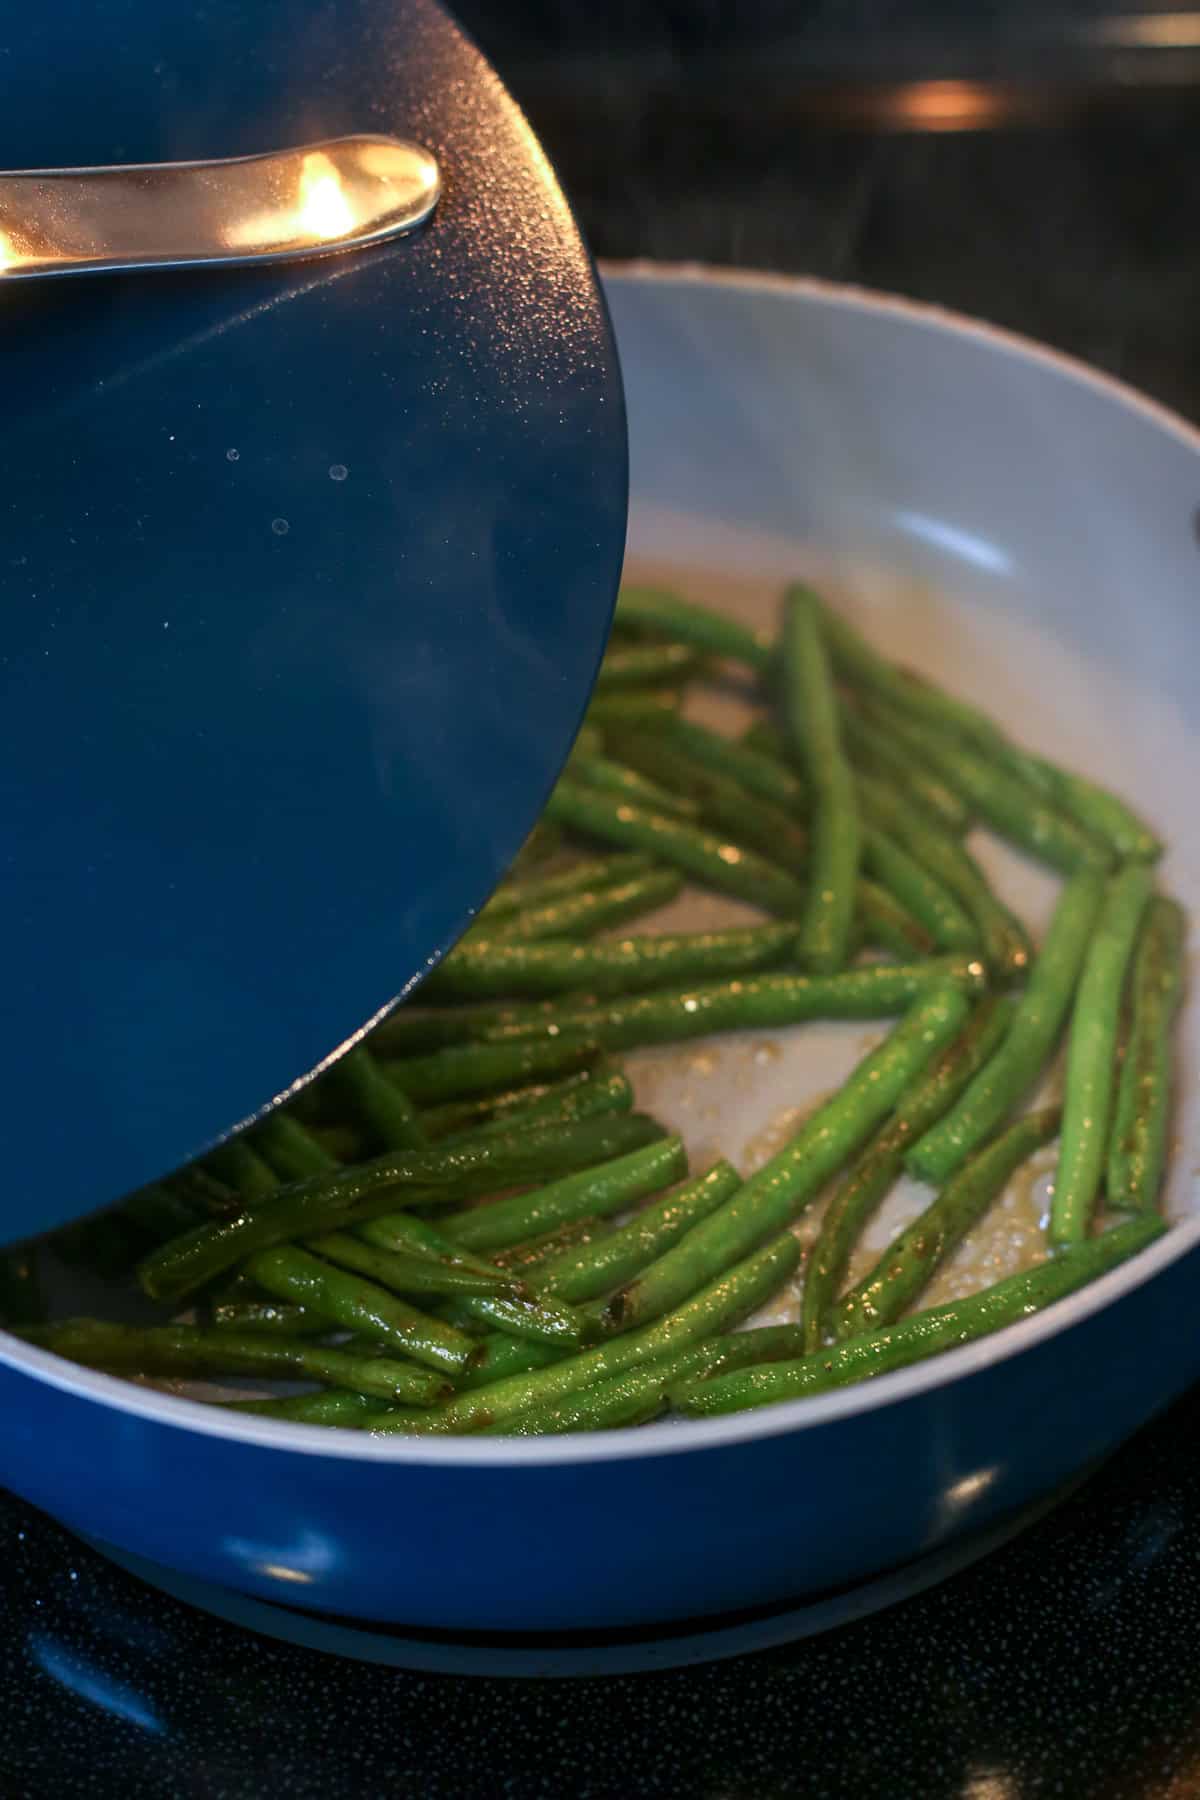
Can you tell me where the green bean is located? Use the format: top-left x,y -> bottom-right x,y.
441,1292 -> 586,1347
205,1268 -> 264,1303
440,1064 -> 634,1143
306,1231 -> 520,1299
841,708 -> 970,833
0,1249 -> 45,1327
437,1065 -> 632,1142
1050,865 -> 1156,1246
509,817 -> 563,874
372,1231 -> 802,1433
863,825 -> 979,952
221,1390 -> 391,1426
584,690 -> 682,728
532,1161 -> 743,1303
210,1299 -> 328,1336
491,1217 -> 613,1273
417,1075 -> 573,1139
205,1139 -> 279,1202
440,1135 -> 689,1253
1108,898 -> 1187,1212
19,1319 -> 454,1406
117,1184 -> 204,1244
483,867 -> 684,945
492,1373 -> 666,1432
597,641 -> 701,689
837,1105 -> 1060,1339
490,1367 -> 672,1432
635,714 -> 807,812
311,1124 -> 371,1162
856,880 -> 935,959
489,1325 -> 812,1435
137,1114 -> 667,1301
608,730 -> 809,876
908,870 -> 1107,1183
252,1114 -> 338,1181
676,1212 -> 1165,1417
477,853 -> 654,928
355,1211 -> 505,1279
544,777 -> 807,915
782,586 -> 861,970
604,983 -> 969,1333
857,772 -> 1030,981
736,728 -> 987,959
567,749 -> 700,820
366,1000 -> 567,1057
379,1036 -> 609,1104
244,1246 -> 478,1374
425,924 -> 800,1002
453,1333 -> 567,1390
1006,749 -> 1162,864
323,1047 -> 427,1151
407,956 -> 982,1064
825,607 -> 1160,859
614,585 -> 774,674
860,698 -> 1110,875
822,607 -> 1033,772
168,1163 -> 242,1216
801,995 -> 1014,1350
739,718 -> 787,760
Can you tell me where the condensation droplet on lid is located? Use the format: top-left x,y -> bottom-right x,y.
271,518 -> 290,536
329,464 -> 349,482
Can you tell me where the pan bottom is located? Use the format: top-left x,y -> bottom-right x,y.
80,1467 -> 1095,1677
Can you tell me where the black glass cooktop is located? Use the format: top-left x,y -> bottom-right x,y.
7,4 -> 1200,1793
6,1384 -> 1200,1796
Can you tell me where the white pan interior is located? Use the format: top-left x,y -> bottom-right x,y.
606,263 -> 1200,1320
8,264 -> 1200,1459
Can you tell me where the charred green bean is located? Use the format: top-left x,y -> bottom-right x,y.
1051,865 -> 1155,1246
425,924 -> 800,1001
839,1106 -> 1060,1338
1108,898 -> 1187,1212
440,1135 -> 688,1253
908,870 -> 1107,1183
545,777 -> 807,915
604,983 -> 969,1333
138,1114 -> 666,1301
801,995 -> 1014,1349
782,585 -> 860,970
20,1319 -> 454,1405
614,585 -> 774,673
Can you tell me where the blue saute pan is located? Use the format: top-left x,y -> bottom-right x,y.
4,269 -> 1198,1633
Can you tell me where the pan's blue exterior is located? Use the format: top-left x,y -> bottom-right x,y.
4,1238 -> 1198,1632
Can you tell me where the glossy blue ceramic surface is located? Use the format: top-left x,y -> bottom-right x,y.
1,0 -> 627,1241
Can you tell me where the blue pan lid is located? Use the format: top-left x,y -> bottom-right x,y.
0,0 -> 627,1242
